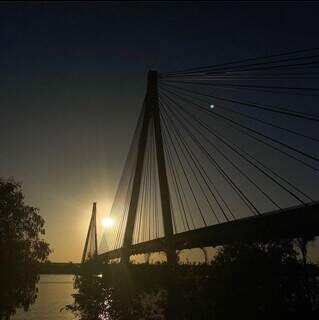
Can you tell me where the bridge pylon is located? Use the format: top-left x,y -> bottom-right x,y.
121,70 -> 177,265
82,202 -> 98,263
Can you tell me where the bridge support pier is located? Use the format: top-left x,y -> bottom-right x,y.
166,247 -> 177,266
120,248 -> 130,265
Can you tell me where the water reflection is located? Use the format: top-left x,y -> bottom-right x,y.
12,275 -> 74,320
0,264 -> 40,319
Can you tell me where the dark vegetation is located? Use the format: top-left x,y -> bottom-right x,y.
0,178 -> 50,319
66,239 -> 319,320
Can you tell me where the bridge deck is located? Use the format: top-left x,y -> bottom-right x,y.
98,202 -> 319,261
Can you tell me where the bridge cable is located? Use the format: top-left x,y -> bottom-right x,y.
163,60 -> 319,80
161,105 -> 233,222
161,95 -> 270,214
161,80 -> 319,94
160,84 -> 319,171
162,121 -> 197,229
160,82 -> 319,123
159,97 -> 260,217
162,89 -> 314,203
160,89 -> 310,205
161,103 -> 250,221
161,47 -> 319,76
161,84 -> 319,143
161,105 -> 231,223
161,120 -> 196,231
161,112 -> 208,227
161,106 -> 218,225
161,80 -> 319,98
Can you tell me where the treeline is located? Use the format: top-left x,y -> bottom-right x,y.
66,239 -> 319,319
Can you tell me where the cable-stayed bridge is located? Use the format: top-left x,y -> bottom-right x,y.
83,48 -> 319,265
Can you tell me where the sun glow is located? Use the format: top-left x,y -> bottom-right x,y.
102,217 -> 114,229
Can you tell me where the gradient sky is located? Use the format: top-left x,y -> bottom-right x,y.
1,2 -> 318,262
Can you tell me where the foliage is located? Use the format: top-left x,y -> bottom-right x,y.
0,178 -> 50,319
199,240 -> 319,319
66,239 -> 319,319
65,265 -> 171,320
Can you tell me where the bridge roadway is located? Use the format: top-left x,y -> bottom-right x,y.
98,201 -> 319,261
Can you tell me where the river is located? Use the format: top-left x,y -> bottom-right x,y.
11,275 -> 75,320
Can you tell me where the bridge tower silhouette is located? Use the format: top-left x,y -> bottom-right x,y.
121,71 -> 176,265
82,202 -> 98,263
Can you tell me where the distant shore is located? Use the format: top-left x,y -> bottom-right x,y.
38,262 -> 81,274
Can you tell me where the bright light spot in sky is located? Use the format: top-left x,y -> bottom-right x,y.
210,104 -> 215,109
102,217 -> 114,229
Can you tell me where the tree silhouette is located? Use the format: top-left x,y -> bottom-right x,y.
66,240 -> 319,319
201,241 -> 319,319
0,178 -> 51,319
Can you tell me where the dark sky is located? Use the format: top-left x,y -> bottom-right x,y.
1,2 -> 318,262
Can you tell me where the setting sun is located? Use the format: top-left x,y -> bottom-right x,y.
101,217 -> 114,229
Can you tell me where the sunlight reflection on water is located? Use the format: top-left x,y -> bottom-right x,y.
12,275 -> 75,320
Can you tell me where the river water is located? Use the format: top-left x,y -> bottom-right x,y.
11,275 -> 75,320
